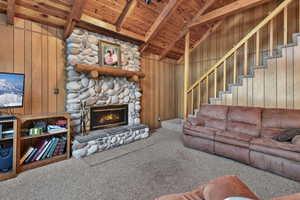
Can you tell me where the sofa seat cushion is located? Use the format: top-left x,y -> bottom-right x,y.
250,138 -> 300,162
215,131 -> 253,148
184,126 -> 217,140
227,122 -> 260,137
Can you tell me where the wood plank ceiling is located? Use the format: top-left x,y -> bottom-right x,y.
0,0 -> 272,60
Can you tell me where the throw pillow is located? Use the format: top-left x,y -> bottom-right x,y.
273,129 -> 300,142
292,135 -> 300,145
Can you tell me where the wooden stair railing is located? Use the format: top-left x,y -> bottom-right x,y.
184,0 -> 296,119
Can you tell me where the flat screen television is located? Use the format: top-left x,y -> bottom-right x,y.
0,72 -> 25,109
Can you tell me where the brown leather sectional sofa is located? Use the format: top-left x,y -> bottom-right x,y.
155,175 -> 300,200
183,105 -> 300,182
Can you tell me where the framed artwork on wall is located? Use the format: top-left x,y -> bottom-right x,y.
99,40 -> 121,68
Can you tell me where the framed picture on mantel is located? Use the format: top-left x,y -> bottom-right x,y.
99,40 -> 121,68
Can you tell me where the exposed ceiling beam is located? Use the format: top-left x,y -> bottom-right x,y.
16,0 -> 68,19
80,14 -> 145,41
189,0 -> 272,28
76,21 -> 143,45
115,0 -> 137,32
64,0 -> 87,39
140,0 -> 185,52
15,5 -> 66,27
177,20 -> 224,64
159,0 -> 217,60
7,0 -> 15,24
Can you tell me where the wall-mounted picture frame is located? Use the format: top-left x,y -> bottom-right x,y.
99,40 -> 121,68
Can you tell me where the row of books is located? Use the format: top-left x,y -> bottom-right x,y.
20,137 -> 67,165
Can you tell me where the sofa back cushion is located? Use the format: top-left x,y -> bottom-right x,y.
205,119 -> 227,130
198,105 -> 229,120
262,109 -> 300,129
227,122 -> 260,137
227,106 -> 262,137
228,106 -> 262,125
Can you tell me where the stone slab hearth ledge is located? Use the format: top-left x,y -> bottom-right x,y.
75,64 -> 145,81
72,124 -> 150,158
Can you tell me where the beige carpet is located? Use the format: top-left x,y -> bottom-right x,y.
0,128 -> 299,200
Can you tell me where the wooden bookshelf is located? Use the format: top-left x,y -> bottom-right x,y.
18,154 -> 67,173
17,113 -> 71,173
0,119 -> 17,181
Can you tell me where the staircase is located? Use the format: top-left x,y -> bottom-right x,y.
185,0 -> 300,118
210,33 -> 300,107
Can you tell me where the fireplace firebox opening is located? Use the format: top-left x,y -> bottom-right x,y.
90,104 -> 128,131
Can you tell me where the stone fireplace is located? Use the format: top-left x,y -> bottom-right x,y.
65,28 -> 142,135
66,28 -> 149,158
90,104 -> 128,130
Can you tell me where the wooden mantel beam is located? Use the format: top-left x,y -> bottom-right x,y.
140,0 -> 184,52
189,0 -> 272,28
7,0 -> 15,24
116,0 -> 137,32
159,0 -> 217,60
75,64 -> 145,81
64,0 -> 87,39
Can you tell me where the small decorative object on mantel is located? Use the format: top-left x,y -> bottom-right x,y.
99,40 -> 121,68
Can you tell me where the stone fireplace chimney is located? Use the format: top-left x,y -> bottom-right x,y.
65,28 -> 142,135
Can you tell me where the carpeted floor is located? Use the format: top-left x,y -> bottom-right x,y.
0,128 -> 299,200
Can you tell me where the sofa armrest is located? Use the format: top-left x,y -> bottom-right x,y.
203,175 -> 260,200
185,117 -> 205,126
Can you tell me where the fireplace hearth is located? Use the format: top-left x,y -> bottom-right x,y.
90,104 -> 128,131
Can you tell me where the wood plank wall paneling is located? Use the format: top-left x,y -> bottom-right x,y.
0,14 -> 65,115
141,54 -> 177,129
175,1 -> 300,116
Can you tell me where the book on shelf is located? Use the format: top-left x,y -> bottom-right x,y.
47,138 -> 59,158
24,148 -> 38,164
41,138 -> 56,160
0,124 -> 2,138
2,130 -> 14,134
20,147 -> 34,165
36,139 -> 52,161
53,137 -> 67,156
31,140 -> 48,162
47,125 -> 67,134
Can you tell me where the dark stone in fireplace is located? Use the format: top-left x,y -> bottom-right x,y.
90,104 -> 128,131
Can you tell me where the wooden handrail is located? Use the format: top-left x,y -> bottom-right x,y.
186,0 -> 294,93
